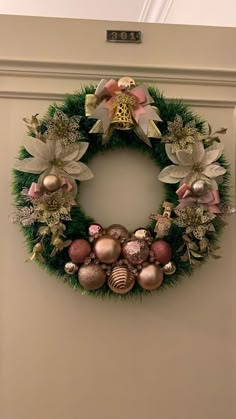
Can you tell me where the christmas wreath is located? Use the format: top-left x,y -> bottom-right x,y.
12,77 -> 235,297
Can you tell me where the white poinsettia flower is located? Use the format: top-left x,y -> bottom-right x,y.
158,142 -> 226,187
15,136 -> 93,185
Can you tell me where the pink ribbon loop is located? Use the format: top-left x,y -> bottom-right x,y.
60,177 -> 73,192
95,79 -> 119,98
28,177 -> 73,199
176,183 -> 221,213
28,182 -> 42,199
130,88 -> 147,123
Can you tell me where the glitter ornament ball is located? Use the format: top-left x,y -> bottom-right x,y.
133,228 -> 151,240
68,239 -> 91,264
64,262 -> 78,275
162,261 -> 176,275
123,239 -> 149,265
151,240 -> 172,265
106,224 -> 129,240
88,224 -> 103,237
137,264 -> 163,290
78,264 -> 106,290
42,174 -> 61,192
94,236 -> 121,264
108,266 -> 135,294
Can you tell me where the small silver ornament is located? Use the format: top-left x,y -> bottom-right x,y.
88,223 -> 103,237
162,261 -> 176,275
64,262 -> 78,275
133,228 -> 151,240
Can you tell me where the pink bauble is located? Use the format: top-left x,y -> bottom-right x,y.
151,240 -> 172,265
68,239 -> 91,264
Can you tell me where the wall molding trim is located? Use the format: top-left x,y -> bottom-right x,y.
1,90 -> 234,108
1,59 -> 236,86
1,59 -> 235,108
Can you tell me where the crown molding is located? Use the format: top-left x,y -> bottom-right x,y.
158,0 -> 175,23
138,0 -> 174,23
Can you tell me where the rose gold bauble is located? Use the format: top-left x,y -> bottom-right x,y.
78,264 -> 106,290
137,264 -> 163,290
151,240 -> 172,266
106,224 -> 129,240
123,239 -> 149,265
42,174 -> 61,192
68,239 -> 91,264
162,261 -> 176,275
191,179 -> 209,196
88,224 -> 103,237
64,262 -> 78,275
118,77 -> 136,90
94,236 -> 121,264
108,266 -> 135,294
134,228 -> 151,240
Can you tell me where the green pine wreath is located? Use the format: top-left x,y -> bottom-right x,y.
12,77 -> 233,298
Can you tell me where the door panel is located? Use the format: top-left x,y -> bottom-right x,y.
1,15 -> 235,419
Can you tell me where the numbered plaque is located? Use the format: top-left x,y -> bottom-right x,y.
106,30 -> 142,44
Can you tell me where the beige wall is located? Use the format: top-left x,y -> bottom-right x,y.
1,15 -> 235,419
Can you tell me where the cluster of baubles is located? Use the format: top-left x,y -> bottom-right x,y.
64,223 -> 176,294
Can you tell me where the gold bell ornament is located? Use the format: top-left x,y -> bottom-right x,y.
86,76 -> 162,145
110,77 -> 136,130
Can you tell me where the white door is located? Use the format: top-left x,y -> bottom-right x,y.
1,15 -> 235,419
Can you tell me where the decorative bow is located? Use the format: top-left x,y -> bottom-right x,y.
28,177 -> 73,199
86,78 -> 162,146
176,183 -> 221,213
